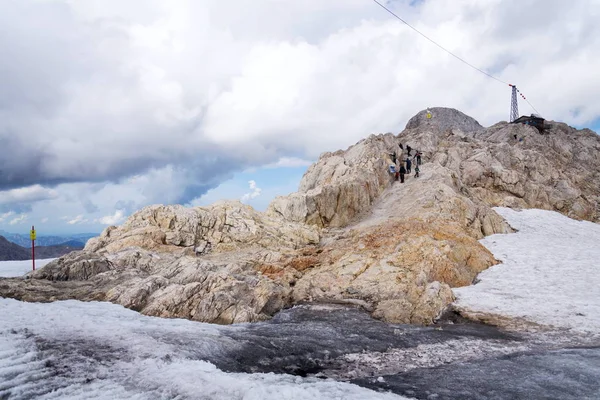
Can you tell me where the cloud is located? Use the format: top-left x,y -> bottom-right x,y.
241,180 -> 262,202
0,211 -> 15,223
0,185 -> 58,205
9,214 -> 28,225
1,0 -> 599,231
67,215 -> 88,225
98,210 -> 127,225
41,217 -> 49,223
262,157 -> 314,169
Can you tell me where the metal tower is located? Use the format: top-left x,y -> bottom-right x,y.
510,85 -> 519,122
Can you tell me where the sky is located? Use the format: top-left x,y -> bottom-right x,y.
0,0 -> 599,235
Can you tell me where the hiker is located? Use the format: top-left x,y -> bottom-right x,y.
413,151 -> 422,166
391,151 -> 397,164
406,145 -> 412,156
406,157 -> 412,174
399,164 -> 406,183
389,164 -> 397,181
414,164 -> 420,178
399,143 -> 404,151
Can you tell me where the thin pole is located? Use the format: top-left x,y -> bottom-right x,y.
31,225 -> 36,271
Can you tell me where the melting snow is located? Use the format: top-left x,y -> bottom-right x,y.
454,207 -> 600,335
0,299 -> 407,399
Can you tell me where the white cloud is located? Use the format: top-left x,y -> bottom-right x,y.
0,211 -> 15,223
241,180 -> 262,202
9,214 -> 28,225
67,215 -> 88,225
0,185 -> 58,205
98,210 -> 127,225
262,157 -> 314,169
41,217 -> 49,223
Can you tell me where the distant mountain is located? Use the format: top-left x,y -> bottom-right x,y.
0,231 -> 97,248
0,236 -> 30,260
57,240 -> 89,247
34,243 -> 85,259
0,235 -> 84,261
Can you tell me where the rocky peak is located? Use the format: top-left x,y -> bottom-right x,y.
2,107 -> 598,327
405,107 -> 484,133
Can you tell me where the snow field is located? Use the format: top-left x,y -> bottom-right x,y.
454,207 -> 600,335
0,299 -> 409,399
0,259 -> 56,278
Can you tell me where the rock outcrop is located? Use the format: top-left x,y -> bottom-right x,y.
1,107 -> 599,326
267,134 -> 396,228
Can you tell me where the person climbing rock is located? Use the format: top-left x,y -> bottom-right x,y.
514,134 -> 518,140
391,151 -> 397,164
406,145 -> 412,156
399,143 -> 404,151
406,157 -> 412,174
414,164 -> 420,178
399,164 -> 406,183
414,151 -> 422,166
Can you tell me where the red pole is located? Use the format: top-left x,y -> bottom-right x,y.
31,225 -> 36,271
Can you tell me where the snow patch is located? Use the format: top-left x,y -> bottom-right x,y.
0,299 -> 409,399
454,207 -> 600,335
0,259 -> 56,277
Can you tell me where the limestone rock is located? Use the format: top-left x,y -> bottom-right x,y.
29,251 -> 114,281
87,201 -> 320,255
267,133 -> 398,227
2,107 -> 599,327
405,107 -> 484,134
289,219 -> 496,324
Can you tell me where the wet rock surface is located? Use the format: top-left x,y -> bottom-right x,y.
4,304 -> 598,400
215,304 -> 520,376
355,347 -> 600,400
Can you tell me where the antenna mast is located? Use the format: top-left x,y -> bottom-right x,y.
510,85 -> 519,122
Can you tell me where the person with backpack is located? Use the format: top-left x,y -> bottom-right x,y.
414,164 -> 420,178
399,164 -> 406,183
406,145 -> 412,156
405,157 -> 412,174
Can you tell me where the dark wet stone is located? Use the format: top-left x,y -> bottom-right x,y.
354,347 -> 600,400
215,304 -> 520,375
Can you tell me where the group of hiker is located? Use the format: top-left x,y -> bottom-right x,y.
388,144 -> 422,183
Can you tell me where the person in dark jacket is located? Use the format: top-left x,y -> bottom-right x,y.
399,143 -> 404,150
414,165 -> 420,178
399,164 -> 406,183
406,157 -> 412,174
414,151 -> 422,166
406,145 -> 412,156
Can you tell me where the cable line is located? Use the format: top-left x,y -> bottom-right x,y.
371,0 -> 541,115
371,0 -> 508,85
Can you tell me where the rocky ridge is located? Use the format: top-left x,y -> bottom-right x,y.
1,107 -> 598,326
